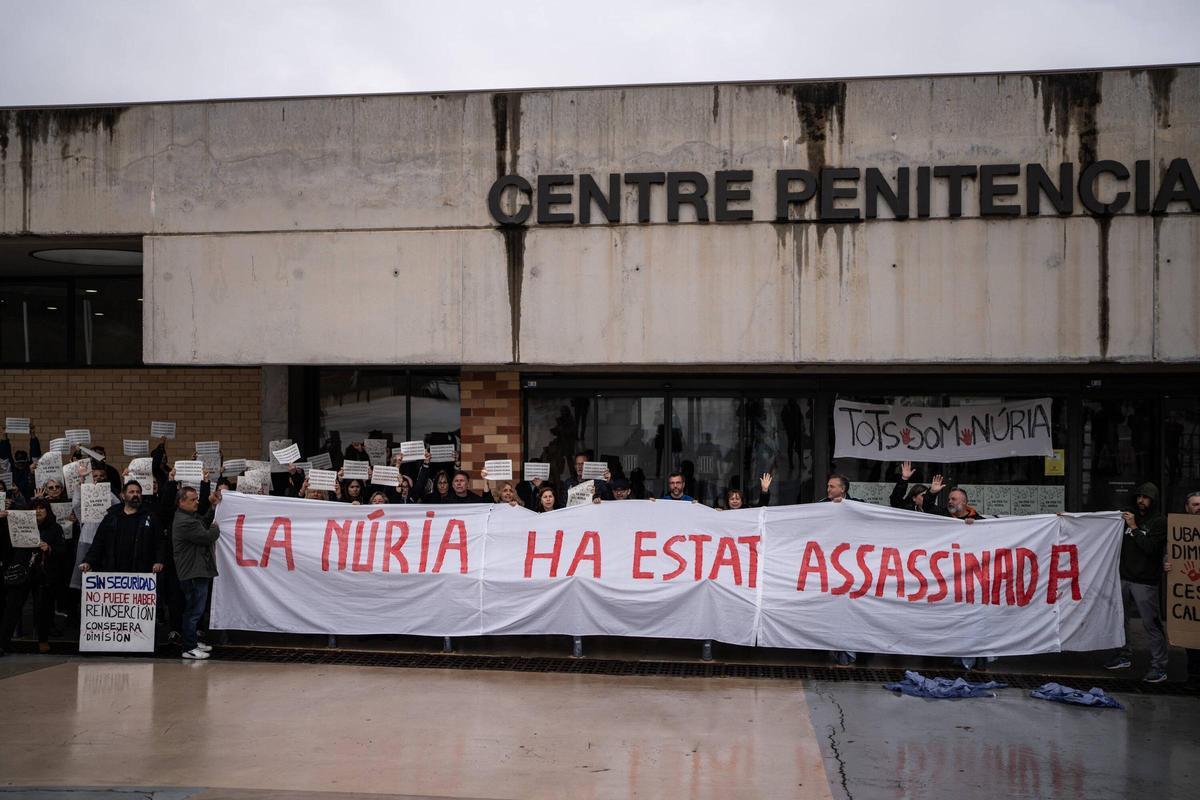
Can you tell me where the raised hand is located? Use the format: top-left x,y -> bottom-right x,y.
760,472 -> 773,492
900,461 -> 915,480
930,474 -> 945,494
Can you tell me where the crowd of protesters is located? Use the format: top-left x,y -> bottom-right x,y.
1,428 -> 1196,681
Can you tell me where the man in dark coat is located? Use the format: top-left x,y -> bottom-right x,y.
172,485 -> 221,660
1104,482 -> 1169,683
80,480 -> 165,575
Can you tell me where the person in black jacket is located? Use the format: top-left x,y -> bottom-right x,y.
0,427 -> 41,501
1104,482 -> 1169,683
889,462 -> 950,516
80,481 -> 166,575
0,498 -> 65,656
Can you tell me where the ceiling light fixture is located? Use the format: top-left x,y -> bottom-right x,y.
31,249 -> 142,267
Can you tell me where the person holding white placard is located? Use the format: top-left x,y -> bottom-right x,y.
479,467 -> 524,507
444,470 -> 490,504
533,485 -> 558,513
0,424 -> 41,500
341,478 -> 366,505
80,481 -> 165,576
0,498 -> 65,656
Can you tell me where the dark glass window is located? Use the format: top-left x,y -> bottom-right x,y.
0,278 -> 141,366
0,282 -> 70,364
75,278 -> 141,365
317,369 -> 460,461
1082,398 -> 1158,512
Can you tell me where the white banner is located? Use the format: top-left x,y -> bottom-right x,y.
212,494 -> 1122,655
833,397 -> 1054,462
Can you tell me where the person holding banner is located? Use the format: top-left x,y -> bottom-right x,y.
447,470 -> 491,504
0,498 -> 65,656
1104,482 -> 1169,683
80,480 -> 166,576
534,485 -> 558,513
0,426 -> 41,500
661,472 -> 695,502
172,486 -> 222,660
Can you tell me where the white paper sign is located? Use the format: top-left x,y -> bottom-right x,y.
833,398 -> 1054,462
65,429 -> 92,447
1039,485 -> 1066,514
400,441 -> 426,462
245,459 -> 270,473
308,452 -> 333,471
128,457 -> 154,495
150,421 -> 176,439
292,461 -> 312,473
582,461 -> 608,480
369,465 -> 400,487
4,417 -> 30,434
222,458 -> 247,476
523,462 -> 550,481
341,460 -> 370,480
984,485 -> 1013,517
49,438 -> 70,455
81,482 -> 112,524
484,460 -> 513,481
307,469 -> 337,492
79,572 -> 157,652
174,460 -> 205,484
195,441 -> 221,455
63,458 -> 93,499
271,442 -> 301,466
35,452 -> 63,488
236,474 -> 263,494
51,502 -> 74,526
79,446 -> 104,462
429,444 -> 456,462
1012,485 -> 1040,516
123,440 -> 149,456
567,480 -> 596,507
7,510 -> 40,548
363,439 -> 388,467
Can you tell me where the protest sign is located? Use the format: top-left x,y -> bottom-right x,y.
341,460 -> 370,480
35,452 -> 63,488
399,441 -> 426,462
270,440 -> 299,469
195,441 -> 221,472
1039,485 -> 1065,514
128,458 -> 154,494
364,439 -> 388,467
79,446 -> 104,463
51,502 -> 74,526
174,461 -> 204,484
150,421 -> 176,439
4,417 -> 30,434
429,444 -> 456,462
567,480 -> 595,507
484,460 -> 513,481
222,458 -> 247,476
123,439 -> 149,456
524,462 -> 550,481
7,510 -> 40,548
307,469 -> 337,491
308,452 -> 333,471
370,465 -> 400,487
48,438 -> 70,454
212,494 -> 1123,656
65,429 -> 92,447
582,462 -> 608,480
236,474 -> 264,494
81,483 -> 112,523
1166,513 -> 1200,648
79,572 -> 157,652
833,398 -> 1054,462
63,458 -> 92,499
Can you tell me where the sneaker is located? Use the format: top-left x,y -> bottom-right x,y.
195,643 -> 213,653
167,631 -> 183,647
1103,655 -> 1132,670
182,648 -> 211,660
1142,669 -> 1168,684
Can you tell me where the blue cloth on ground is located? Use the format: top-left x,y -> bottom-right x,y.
883,670 -> 1007,699
1030,683 -> 1123,709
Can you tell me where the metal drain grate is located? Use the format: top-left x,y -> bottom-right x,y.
210,645 -> 1200,696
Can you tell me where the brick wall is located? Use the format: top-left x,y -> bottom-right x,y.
0,368 -> 262,468
459,370 -> 522,490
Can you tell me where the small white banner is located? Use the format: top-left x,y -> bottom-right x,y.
4,417 -> 30,434
65,429 -> 92,447
150,421 -> 176,439
582,462 -> 608,480
370,465 -> 400,487
79,572 -> 157,652
523,462 -> 550,481
341,460 -> 370,480
307,469 -> 338,492
35,452 -> 63,488
81,482 -> 113,524
399,441 -> 426,462
484,460 -> 513,481
429,444 -> 456,462
123,440 -> 150,456
309,452 -> 333,471
271,442 -> 301,467
7,510 -> 40,548
833,398 -> 1054,462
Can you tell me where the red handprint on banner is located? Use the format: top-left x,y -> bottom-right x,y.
959,428 -> 974,446
900,428 -> 913,445
1184,560 -> 1200,582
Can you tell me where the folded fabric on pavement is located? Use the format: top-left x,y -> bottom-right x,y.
1030,682 -> 1123,710
883,670 -> 1007,699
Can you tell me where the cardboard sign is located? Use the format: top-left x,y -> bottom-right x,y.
523,462 -> 550,481
81,482 -> 112,524
79,572 -> 157,652
123,439 -> 150,456
150,421 -> 176,439
369,465 -> 400,487
341,460 -> 370,480
484,460 -> 513,481
6,510 -> 40,548
4,417 -> 30,434
1166,513 -> 1200,648
363,439 -> 388,467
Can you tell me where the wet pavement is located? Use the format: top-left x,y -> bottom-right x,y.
1,654 -> 1197,799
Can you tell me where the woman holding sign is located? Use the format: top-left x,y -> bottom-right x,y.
0,498 -> 64,656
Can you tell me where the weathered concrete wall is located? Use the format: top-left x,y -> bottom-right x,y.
2,67 -> 1197,365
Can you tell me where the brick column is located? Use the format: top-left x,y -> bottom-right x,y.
459,370 -> 522,491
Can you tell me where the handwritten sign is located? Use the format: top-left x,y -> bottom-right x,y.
150,421 -> 176,439
271,442 -> 301,467
35,452 -> 63,488
341,460 -> 370,480
79,572 -> 157,652
484,460 -> 513,481
1166,513 -> 1200,648
399,441 -> 426,462
307,469 -> 337,492
7,510 -> 40,548
582,461 -> 608,480
370,465 -> 400,487
364,439 -> 388,467
81,483 -> 112,524
123,439 -> 150,457
523,462 -> 550,481
4,417 -> 30,434
429,444 -> 456,462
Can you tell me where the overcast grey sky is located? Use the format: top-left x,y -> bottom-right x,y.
2,0 -> 1198,106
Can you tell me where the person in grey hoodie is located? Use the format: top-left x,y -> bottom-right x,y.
172,485 -> 221,660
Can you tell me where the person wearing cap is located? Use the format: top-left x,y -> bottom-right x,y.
1104,482 -> 1169,683
610,477 -> 633,500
